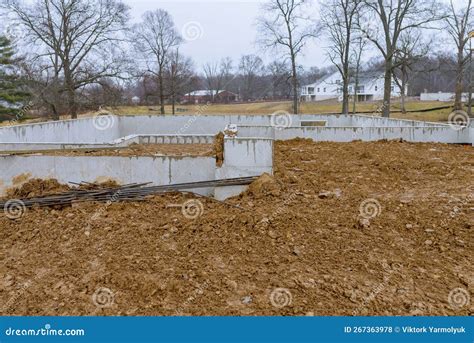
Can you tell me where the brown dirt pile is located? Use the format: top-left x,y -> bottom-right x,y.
0,140 -> 472,316
246,173 -> 282,197
6,178 -> 71,198
214,132 -> 225,167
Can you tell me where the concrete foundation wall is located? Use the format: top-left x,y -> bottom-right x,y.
0,114 -> 451,145
0,136 -> 274,200
0,155 -> 216,197
0,134 -> 215,152
215,137 -> 274,200
276,126 -> 470,143
236,125 -> 471,143
420,92 -> 468,102
0,116 -> 120,143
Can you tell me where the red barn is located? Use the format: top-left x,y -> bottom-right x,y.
183,90 -> 237,104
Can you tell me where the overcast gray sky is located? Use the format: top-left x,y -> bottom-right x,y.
2,0 -> 466,70
124,0 -> 467,71
125,0 -> 328,69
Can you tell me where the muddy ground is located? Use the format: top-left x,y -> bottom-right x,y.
0,139 -> 472,316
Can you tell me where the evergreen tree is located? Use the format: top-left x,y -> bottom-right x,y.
0,35 -> 29,121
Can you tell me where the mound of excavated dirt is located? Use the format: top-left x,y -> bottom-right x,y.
246,173 -> 281,197
0,139 -> 472,316
214,132 -> 225,167
4,179 -> 125,200
6,178 -> 71,198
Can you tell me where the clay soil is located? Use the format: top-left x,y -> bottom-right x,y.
0,139 -> 472,316
11,143 -> 215,157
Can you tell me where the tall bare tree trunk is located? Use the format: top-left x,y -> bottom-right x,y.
341,31 -> 351,115
290,54 -> 298,114
454,46 -> 464,111
67,88 -> 77,119
342,62 -> 349,114
159,69 -> 165,115
382,58 -> 393,118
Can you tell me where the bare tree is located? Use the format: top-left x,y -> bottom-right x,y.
359,0 -> 442,117
350,35 -> 367,113
202,57 -> 233,102
267,60 -> 291,99
238,54 -> 264,101
132,9 -> 182,115
165,49 -> 195,114
445,0 -> 473,111
391,29 -> 431,113
321,0 -> 362,114
257,0 -> 314,114
7,0 -> 129,119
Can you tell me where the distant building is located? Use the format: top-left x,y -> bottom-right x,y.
183,90 -> 238,104
420,91 -> 469,102
131,96 -> 140,105
300,71 -> 405,102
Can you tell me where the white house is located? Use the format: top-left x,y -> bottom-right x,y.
300,71 -> 404,102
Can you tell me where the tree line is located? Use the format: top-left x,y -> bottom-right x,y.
0,0 -> 472,121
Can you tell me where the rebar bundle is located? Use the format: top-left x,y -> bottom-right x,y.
0,176 -> 257,209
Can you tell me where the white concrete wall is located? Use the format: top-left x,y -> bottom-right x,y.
0,116 -> 120,143
0,134 -> 214,152
215,137 -> 274,200
236,122 -> 470,144
0,114 -> 451,145
276,126 -> 471,143
0,155 -> 216,197
0,136 -> 275,200
420,92 -> 469,102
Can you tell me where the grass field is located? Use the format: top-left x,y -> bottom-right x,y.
108,99 -> 459,123
0,99 -> 465,127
